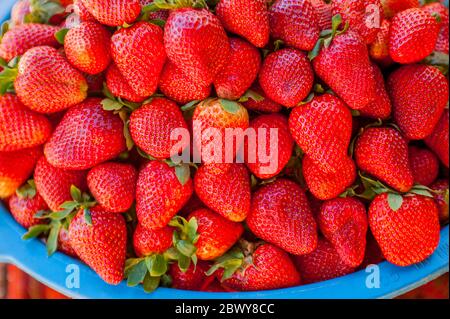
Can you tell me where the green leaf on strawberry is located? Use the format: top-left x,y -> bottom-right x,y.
387,193 -> 404,211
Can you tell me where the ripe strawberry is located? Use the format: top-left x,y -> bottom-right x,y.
140,0 -> 170,21
194,163 -> 251,223
241,84 -> 282,113
69,206 -> 127,284
369,20 -> 393,66
388,64 -> 448,140
105,63 -> 146,103
80,0 -> 141,26
389,8 -> 440,63
310,0 -> 332,31
133,224 -> 174,257
382,0 -> 419,18
331,0 -> 383,44
0,147 -> 41,199
9,181 -> 48,229
4,46 -> 88,114
214,38 -> 261,100
215,0 -> 270,48
294,238 -> 356,284
430,179 -> 449,223
247,179 -> 317,255
244,114 -> 294,179
10,0 -> 30,26
111,22 -> 166,98
129,98 -> 189,160
188,208 -> 243,260
87,162 -> 137,213
73,0 -> 96,22
192,98 -> 249,164
34,156 -> 87,211
368,193 -> 440,266
289,94 -> 353,174
358,63 -> 392,120
215,242 -> 301,291
44,98 -> 126,170
164,8 -> 230,86
259,48 -> 314,108
64,21 -> 112,75
425,109 -> 449,168
318,198 -> 368,267
408,146 -> 439,186
0,93 -> 52,152
269,0 -> 320,51
312,31 -> 377,110
169,261 -> 210,291
355,127 -> 414,193
0,23 -> 60,61
422,2 -> 449,54
158,62 -> 211,105
58,227 -> 77,257
303,155 -> 356,201
136,161 -> 193,229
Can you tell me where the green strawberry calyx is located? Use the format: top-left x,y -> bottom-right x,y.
308,14 -> 350,61
16,180 -> 37,199
143,0 -> 209,12
124,254 -> 171,293
167,215 -> 199,272
0,57 -> 19,95
26,0 -> 66,25
237,89 -> 264,103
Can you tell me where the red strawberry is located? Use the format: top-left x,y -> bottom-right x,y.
0,93 -> 52,152
194,163 -> 251,222
34,156 -> 87,211
158,62 -> 211,105
215,242 -> 301,291
192,98 -> 249,164
382,0 -> 419,18
164,8 -> 230,86
331,0 -> 383,44
3,46 -> 88,114
241,84 -> 282,113
368,193 -> 440,266
0,23 -> 60,61
303,155 -> 356,201
247,179 -> 317,255
318,197 -> 368,267
44,98 -> 126,170
422,2 -> 449,54
0,147 -> 41,199
388,64 -> 448,140
244,114 -> 294,179
369,19 -> 393,66
430,179 -> 449,223
69,206 -> 127,284
214,38 -> 261,100
9,181 -> 48,229
425,109 -> 449,168
294,238 -> 356,284
64,21 -> 112,75
129,98 -> 189,160
179,192 -> 205,217
269,0 -> 320,51
259,48 -> 314,108
169,261 -> 210,291
312,30 -> 377,110
80,0 -> 141,26
105,63 -> 146,103
215,0 -> 270,48
73,0 -> 96,22
188,208 -> 243,260
355,127 -> 414,193
310,0 -> 332,31
136,161 -> 193,229
133,224 -> 174,257
87,162 -> 137,213
58,227 -> 77,257
111,22 -> 166,97
140,0 -> 170,21
408,146 -> 439,186
358,63 -> 392,120
389,8 -> 440,63
289,94 -> 353,174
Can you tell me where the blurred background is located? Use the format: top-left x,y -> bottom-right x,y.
0,264 -> 447,299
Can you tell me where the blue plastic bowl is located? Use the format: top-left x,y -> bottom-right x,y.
0,0 -> 449,299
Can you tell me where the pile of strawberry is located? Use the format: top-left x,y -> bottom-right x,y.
0,0 -> 449,293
